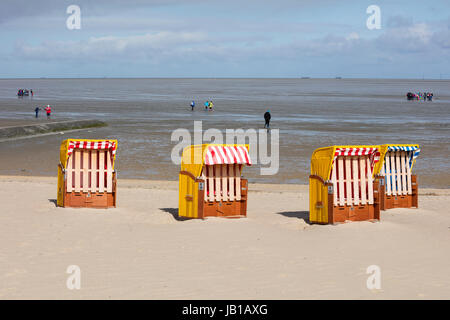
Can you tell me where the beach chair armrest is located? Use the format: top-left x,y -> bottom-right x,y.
309,174 -> 331,186
58,162 -> 65,173
179,170 -> 204,182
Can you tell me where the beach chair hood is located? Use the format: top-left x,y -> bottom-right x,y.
373,144 -> 420,175
59,139 -> 118,169
180,144 -> 251,178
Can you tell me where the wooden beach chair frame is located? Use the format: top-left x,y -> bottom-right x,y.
373,144 -> 419,210
178,144 -> 251,219
57,139 -> 118,208
309,146 -> 381,224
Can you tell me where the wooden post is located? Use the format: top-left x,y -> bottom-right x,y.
406,152 -> 412,195
91,150 -> 98,192
99,151 -> 105,193
345,157 -> 352,206
207,165 -> 214,202
367,157 -> 374,205
235,164 -> 241,201
74,149 -> 81,192
395,152 -> 401,196
352,157 -> 359,206
106,151 -> 113,193
222,165 -> 228,201
400,151 -> 407,195
214,164 -> 221,202
360,157 -> 366,205
338,157 -> 345,206
390,152 -> 397,196
385,153 -> 391,196
228,164 -> 235,201
83,150 -> 89,192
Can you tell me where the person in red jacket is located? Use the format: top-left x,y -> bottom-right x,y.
44,105 -> 52,119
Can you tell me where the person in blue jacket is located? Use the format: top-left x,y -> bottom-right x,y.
190,100 -> 195,111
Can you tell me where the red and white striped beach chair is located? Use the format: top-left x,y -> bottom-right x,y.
179,144 -> 251,219
57,139 -> 118,208
309,146 -> 382,224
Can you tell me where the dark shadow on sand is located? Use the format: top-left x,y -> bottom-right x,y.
159,208 -> 191,221
48,199 -> 57,207
276,211 -> 311,224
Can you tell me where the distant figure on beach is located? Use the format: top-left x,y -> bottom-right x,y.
190,100 -> 195,111
204,101 -> 209,110
209,101 -> 214,110
264,110 -> 271,129
30,90 -> 34,97
44,105 -> 52,119
34,106 -> 41,118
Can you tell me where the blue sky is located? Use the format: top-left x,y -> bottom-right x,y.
1,0 -> 449,78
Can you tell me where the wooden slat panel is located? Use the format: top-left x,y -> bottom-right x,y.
228,164 -> 235,201
82,150 -> 89,192
395,152 -> 401,196
352,157 -> 359,206
385,153 -> 391,196
222,165 -> 228,201
106,151 -> 113,193
331,163 -> 337,206
400,151 -> 407,195
91,150 -> 98,192
207,165 -> 214,202
360,157 -> 366,205
338,157 -> 345,206
98,151 -> 105,193
406,152 -> 412,195
367,157 -> 374,204
214,164 -> 221,202
345,157 -> 352,206
235,164 -> 241,201
74,149 -> 81,192
66,154 -> 73,192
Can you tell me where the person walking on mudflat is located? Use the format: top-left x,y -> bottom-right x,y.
34,106 -> 41,118
264,109 -> 271,129
44,105 -> 52,119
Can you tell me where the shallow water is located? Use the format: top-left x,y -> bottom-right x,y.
0,78 -> 449,188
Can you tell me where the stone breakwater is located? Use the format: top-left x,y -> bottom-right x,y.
0,119 -> 107,139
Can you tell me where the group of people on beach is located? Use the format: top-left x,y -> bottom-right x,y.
17,89 -> 34,97
406,92 -> 433,101
34,105 -> 52,119
190,100 -> 215,111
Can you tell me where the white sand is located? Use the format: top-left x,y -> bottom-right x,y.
0,175 -> 449,299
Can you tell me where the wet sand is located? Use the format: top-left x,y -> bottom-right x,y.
0,78 -> 449,188
0,175 -> 449,299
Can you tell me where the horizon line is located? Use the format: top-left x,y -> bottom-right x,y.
1,76 -> 449,80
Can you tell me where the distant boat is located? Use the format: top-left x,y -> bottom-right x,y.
300,77 -> 311,79
335,76 -> 342,79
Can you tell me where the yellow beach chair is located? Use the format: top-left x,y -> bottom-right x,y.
179,144 -> 251,219
309,146 -> 382,224
373,144 -> 419,210
57,139 -> 118,208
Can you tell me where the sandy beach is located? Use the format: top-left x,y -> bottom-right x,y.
0,175 -> 449,299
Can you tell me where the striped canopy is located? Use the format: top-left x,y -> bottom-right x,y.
204,145 -> 251,166
332,147 -> 380,175
386,145 -> 420,167
67,140 -> 117,156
